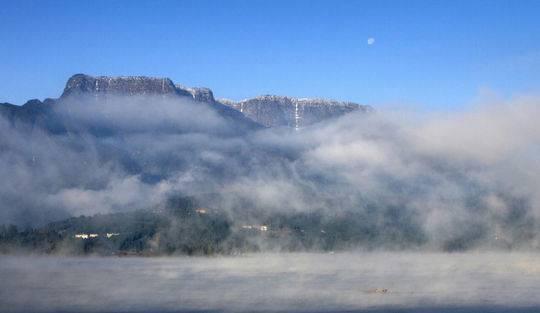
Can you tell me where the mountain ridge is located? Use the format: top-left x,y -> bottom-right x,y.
217,95 -> 370,128
1,74 -> 370,129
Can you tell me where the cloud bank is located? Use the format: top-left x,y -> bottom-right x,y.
1,94 -> 539,250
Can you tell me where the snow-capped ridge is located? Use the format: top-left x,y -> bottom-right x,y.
218,94 -> 370,128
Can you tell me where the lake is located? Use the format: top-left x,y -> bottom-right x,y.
1,252 -> 540,312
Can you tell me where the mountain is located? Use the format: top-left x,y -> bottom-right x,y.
62,74 -> 218,103
218,95 -> 370,128
61,74 -> 190,98
1,74 -> 370,131
0,74 -> 260,133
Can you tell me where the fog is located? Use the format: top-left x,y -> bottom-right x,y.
2,253 -> 540,312
1,94 -> 540,250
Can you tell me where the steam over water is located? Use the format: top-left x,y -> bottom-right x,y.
2,253 -> 540,313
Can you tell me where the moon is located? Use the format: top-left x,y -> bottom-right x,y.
367,37 -> 375,45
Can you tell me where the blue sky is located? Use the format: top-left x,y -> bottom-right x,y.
1,0 -> 540,109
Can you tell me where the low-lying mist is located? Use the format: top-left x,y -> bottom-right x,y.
1,94 -> 540,251
2,253 -> 540,312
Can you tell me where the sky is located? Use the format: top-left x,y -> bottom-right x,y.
1,0 -> 540,109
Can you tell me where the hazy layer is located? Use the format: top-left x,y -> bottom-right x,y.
2,253 -> 540,312
2,94 -> 540,250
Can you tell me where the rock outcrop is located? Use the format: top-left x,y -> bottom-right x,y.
176,85 -> 215,103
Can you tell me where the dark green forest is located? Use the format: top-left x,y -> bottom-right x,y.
0,196 -> 430,256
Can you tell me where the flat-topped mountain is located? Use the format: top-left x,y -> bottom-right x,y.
62,74 -> 189,97
1,74 -> 259,134
62,74 -> 222,104
218,95 -> 370,128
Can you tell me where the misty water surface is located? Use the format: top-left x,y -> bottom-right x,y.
2,252 -> 540,313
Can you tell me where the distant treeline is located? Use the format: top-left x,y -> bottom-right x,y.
0,198 -> 432,256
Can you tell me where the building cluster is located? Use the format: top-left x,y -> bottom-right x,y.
74,233 -> 120,239
241,225 -> 268,232
195,208 -> 208,214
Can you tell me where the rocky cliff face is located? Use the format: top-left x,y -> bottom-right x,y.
218,95 -> 370,128
62,74 -> 193,98
62,74 -> 220,105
